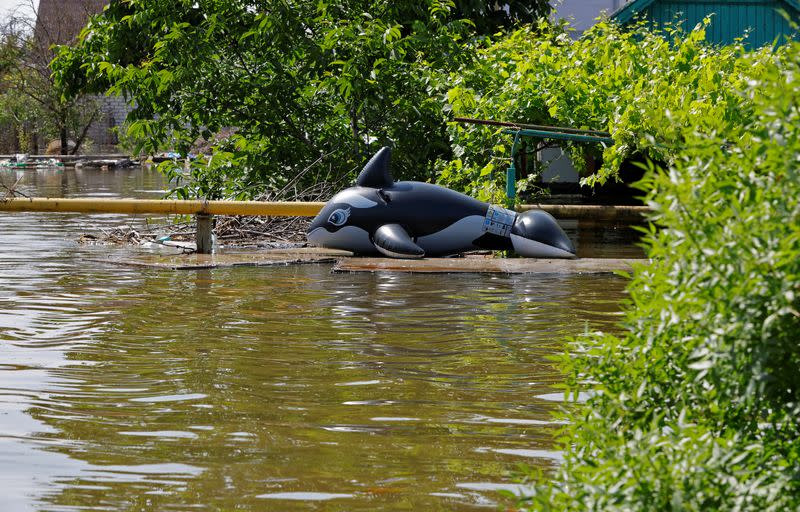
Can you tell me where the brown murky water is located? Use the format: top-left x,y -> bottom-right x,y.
0,167 -> 630,511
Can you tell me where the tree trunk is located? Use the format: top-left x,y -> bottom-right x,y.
350,105 -> 360,159
71,109 -> 98,155
60,126 -> 68,156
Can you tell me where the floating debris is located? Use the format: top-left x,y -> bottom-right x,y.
79,163 -> 344,250
74,158 -> 134,170
0,157 -> 64,170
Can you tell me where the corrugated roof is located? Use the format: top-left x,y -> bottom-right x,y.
611,0 -> 800,24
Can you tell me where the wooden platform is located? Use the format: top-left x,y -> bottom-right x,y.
333,256 -> 645,274
89,246 -> 646,273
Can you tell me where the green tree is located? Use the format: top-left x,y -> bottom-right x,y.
439,19 -> 771,200
0,7 -> 101,155
54,0 -> 543,199
504,26 -> 800,512
452,0 -> 551,34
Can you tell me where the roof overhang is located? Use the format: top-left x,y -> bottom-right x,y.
610,0 -> 658,25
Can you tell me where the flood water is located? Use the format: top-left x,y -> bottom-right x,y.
0,167 -> 630,511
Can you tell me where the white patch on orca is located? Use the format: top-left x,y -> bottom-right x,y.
330,189 -> 378,209
510,234 -> 576,259
375,245 -> 425,259
307,226 -> 376,254
328,207 -> 351,226
416,215 -> 485,256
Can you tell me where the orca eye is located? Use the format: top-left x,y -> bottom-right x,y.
328,208 -> 351,226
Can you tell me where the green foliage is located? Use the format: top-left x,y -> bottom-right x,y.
0,15 -> 99,154
52,1 -> 555,199
52,0 -> 520,198
158,135 -> 251,200
518,40 -> 800,511
49,6 -> 800,506
441,19 -> 775,197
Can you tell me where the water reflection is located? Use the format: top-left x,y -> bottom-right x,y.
0,167 -> 629,510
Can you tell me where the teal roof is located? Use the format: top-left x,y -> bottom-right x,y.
609,0 -> 800,47
612,0 -> 800,23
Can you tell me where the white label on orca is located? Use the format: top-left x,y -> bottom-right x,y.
483,205 -> 517,238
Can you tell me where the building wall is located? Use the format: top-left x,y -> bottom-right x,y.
86,95 -> 132,150
35,0 -> 107,45
633,0 -> 799,47
539,147 -> 581,183
553,0 -> 623,35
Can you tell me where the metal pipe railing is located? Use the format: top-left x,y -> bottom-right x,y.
0,198 -> 323,253
0,198 -> 323,216
453,117 -> 612,137
0,198 -> 648,253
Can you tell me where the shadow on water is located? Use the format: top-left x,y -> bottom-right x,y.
0,167 -> 630,510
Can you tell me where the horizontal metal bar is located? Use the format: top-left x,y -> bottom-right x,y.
454,116 -> 612,137
503,128 -> 614,145
0,198 -> 325,217
521,204 -> 648,221
0,198 -> 649,220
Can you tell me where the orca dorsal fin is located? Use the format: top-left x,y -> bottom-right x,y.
356,147 -> 394,188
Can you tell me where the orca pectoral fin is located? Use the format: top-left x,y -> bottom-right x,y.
373,224 -> 425,259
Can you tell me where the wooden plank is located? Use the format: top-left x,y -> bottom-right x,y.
333,257 -> 647,275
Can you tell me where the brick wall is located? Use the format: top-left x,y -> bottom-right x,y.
85,95 -> 132,150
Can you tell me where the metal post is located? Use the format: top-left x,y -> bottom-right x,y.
506,161 -> 516,205
196,213 -> 214,254
506,132 -> 521,206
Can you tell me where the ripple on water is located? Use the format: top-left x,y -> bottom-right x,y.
0,167 -> 630,511
257,492 -> 353,501
128,393 -> 208,403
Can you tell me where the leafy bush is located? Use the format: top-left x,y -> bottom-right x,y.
51,0 -> 552,199
440,19 -> 776,199
52,0 -> 482,197
518,40 -> 800,511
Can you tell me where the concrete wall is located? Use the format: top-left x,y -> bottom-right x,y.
36,0 -> 130,153
539,147 -> 581,183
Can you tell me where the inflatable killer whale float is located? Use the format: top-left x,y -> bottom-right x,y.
307,147 -> 576,259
